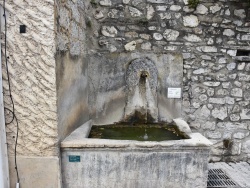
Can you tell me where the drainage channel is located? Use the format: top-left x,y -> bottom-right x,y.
207,169 -> 240,188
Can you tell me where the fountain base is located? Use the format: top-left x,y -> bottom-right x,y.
61,119 -> 212,188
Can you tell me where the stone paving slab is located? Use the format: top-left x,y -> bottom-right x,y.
209,162 -> 250,188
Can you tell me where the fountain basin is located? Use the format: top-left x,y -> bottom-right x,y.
61,119 -> 212,188
88,123 -> 188,141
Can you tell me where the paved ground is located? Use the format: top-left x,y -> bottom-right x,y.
208,162 -> 250,188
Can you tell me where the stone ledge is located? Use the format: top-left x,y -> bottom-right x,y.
61,120 -> 212,149
233,56 -> 250,62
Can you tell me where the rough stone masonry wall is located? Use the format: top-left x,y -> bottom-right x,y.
0,0 -> 58,157
83,0 -> 250,162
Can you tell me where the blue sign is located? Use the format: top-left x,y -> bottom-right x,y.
69,155 -> 81,162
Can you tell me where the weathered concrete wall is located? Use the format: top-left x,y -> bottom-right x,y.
55,0 -> 89,140
62,149 -> 210,188
0,0 -> 60,186
80,0 -> 250,162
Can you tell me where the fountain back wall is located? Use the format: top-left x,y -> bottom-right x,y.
88,52 -> 183,124
56,0 -> 183,138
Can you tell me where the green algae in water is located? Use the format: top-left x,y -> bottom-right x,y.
88,124 -> 187,141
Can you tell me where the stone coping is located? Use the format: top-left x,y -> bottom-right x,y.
61,119 -> 212,149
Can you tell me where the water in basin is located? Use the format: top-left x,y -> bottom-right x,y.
88,124 -> 187,141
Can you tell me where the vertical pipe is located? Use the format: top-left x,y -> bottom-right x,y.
0,5 -> 10,188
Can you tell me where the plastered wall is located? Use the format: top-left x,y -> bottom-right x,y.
0,0 -> 60,187
55,0 -> 89,141
1,0 -> 57,157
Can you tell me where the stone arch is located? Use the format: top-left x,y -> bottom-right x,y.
126,57 -> 158,93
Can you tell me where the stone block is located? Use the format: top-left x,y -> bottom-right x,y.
227,50 -> 237,56
230,114 -> 240,122
244,91 -> 250,100
100,0 -> 112,6
195,4 -> 208,15
233,131 -> 249,139
147,0 -> 174,4
153,33 -> 163,40
211,147 -> 224,155
210,4 -> 221,13
216,89 -> 229,96
243,140 -> 250,153
101,26 -> 118,37
146,4 -> 155,20
199,94 -> 208,101
203,82 -> 220,87
225,97 -> 235,105
222,82 -> 231,88
125,31 -> 139,38
226,62 -> 236,70
223,29 -> 235,37
163,29 -> 179,41
206,131 -> 222,139
164,46 -> 178,51
234,81 -> 242,87
129,6 -> 143,17
218,57 -> 227,64
212,107 -> 227,120
123,0 -> 130,4
242,35 -> 250,41
228,74 -> 237,80
217,122 -> 248,130
197,46 -> 218,53
184,34 -> 202,42
156,5 -> 168,11
202,122 -> 216,130
195,105 -> 210,119
141,42 -> 152,50
207,88 -> 215,96
240,109 -> 250,120
231,88 -> 243,97
193,68 -> 206,74
159,12 -> 172,19
190,122 -> 201,129
183,15 -> 199,27
124,41 -> 137,51
209,98 -> 225,104
170,5 -> 181,11
201,55 -> 212,60
230,141 -> 242,155
234,9 -> 246,19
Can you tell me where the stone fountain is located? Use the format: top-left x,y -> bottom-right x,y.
124,57 -> 158,123
61,53 -> 212,188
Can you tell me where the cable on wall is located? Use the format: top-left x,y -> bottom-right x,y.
3,0 -> 20,184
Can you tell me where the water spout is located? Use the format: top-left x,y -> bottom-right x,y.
124,58 -> 158,123
139,71 -> 148,123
